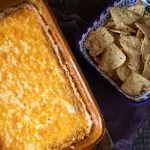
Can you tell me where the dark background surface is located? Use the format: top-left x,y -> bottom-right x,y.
47,0 -> 150,149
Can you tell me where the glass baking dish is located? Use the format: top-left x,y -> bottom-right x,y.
0,0 -> 109,149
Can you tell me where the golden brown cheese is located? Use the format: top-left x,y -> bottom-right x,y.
0,6 -> 91,150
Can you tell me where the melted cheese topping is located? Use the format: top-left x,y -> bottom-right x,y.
0,7 -> 90,150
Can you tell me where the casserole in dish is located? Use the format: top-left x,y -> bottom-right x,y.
0,0 -> 105,149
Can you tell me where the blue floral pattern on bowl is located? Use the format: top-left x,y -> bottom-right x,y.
77,0 -> 150,103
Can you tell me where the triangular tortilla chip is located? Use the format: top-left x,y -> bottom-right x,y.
110,7 -> 140,25
110,23 -> 136,35
141,37 -> 150,62
128,4 -> 145,17
120,35 -> 141,55
121,72 -> 150,96
142,54 -> 150,80
120,35 -> 142,72
135,22 -> 150,38
127,52 -> 143,73
116,64 -> 132,81
84,31 -> 96,49
98,43 -> 126,71
84,27 -> 114,56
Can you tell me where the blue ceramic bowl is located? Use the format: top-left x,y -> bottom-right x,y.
77,0 -> 150,104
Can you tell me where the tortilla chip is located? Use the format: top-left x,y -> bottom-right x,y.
110,7 -> 140,25
127,52 -> 143,73
120,35 -> 141,55
98,43 -> 126,71
121,72 -> 150,96
96,27 -> 115,47
116,64 -> 132,81
128,4 -> 145,17
117,23 -> 136,32
143,15 -> 150,26
141,37 -> 150,62
110,23 -> 136,35
135,22 -> 150,38
142,54 -> 150,80
120,35 -> 143,72
136,29 -> 144,39
84,27 -> 114,55
84,31 -> 97,49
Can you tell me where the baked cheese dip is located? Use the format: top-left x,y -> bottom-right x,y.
0,3 -> 92,150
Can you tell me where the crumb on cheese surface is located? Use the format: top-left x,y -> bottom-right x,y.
0,7 -> 90,150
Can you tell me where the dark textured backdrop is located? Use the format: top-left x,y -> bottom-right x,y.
47,0 -> 150,149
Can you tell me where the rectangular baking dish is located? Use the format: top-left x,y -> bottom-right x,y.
0,0 -> 106,149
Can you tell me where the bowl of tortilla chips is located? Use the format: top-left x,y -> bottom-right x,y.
77,0 -> 150,103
